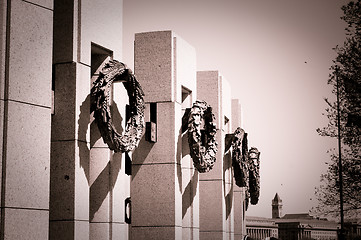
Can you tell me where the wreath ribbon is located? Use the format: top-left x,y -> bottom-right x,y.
90,60 -> 145,153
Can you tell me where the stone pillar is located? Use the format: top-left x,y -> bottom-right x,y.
89,58 -> 130,240
178,33 -> 199,240
50,2 -> 90,238
181,94 -> 200,240
107,81 -> 132,240
132,30 -> 197,240
50,1 -> 125,239
0,0 -> 53,239
231,99 -> 243,131
225,149 -> 234,240
197,71 -> 234,240
231,99 -> 247,240
234,186 -> 247,240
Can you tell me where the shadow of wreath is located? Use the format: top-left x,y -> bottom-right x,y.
78,93 -> 123,221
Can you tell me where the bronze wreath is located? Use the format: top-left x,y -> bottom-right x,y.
90,60 -> 145,153
231,127 -> 250,208
187,100 -> 218,173
231,127 -> 249,187
248,147 -> 260,205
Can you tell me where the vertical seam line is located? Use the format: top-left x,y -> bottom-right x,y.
1,0 -> 11,238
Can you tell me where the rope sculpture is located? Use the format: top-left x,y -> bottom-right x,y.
231,127 -> 250,208
248,147 -> 261,205
90,60 -> 145,153
187,100 -> 218,173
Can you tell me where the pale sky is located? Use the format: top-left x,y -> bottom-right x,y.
122,0 -> 349,218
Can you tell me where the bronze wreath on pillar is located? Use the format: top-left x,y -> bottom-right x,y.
90,60 -> 145,153
187,100 -> 218,173
231,127 -> 250,208
231,127 -> 249,187
248,147 -> 260,205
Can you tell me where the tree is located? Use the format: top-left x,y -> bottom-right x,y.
314,0 -> 361,220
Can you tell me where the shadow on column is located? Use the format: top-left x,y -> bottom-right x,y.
78,94 -> 91,181
131,134 -> 155,178
223,150 -> 233,220
79,95 -> 124,221
182,171 -> 199,218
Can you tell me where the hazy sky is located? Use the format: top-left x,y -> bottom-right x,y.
122,0 -> 349,218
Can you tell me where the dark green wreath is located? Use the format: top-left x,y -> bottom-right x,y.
90,60 -> 145,153
187,100 -> 218,173
248,147 -> 260,205
231,127 -> 250,208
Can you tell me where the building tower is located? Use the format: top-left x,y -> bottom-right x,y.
272,193 -> 283,219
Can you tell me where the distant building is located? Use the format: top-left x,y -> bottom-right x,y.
272,193 -> 283,219
246,216 -> 278,239
272,194 -> 339,240
246,193 -> 347,240
275,213 -> 339,240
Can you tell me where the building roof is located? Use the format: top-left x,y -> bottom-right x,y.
273,193 -> 281,202
282,213 -> 313,219
246,216 -> 278,228
275,213 -> 339,230
272,193 -> 282,205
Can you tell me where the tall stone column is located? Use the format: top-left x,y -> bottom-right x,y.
50,1 -> 90,238
89,58 -> 130,240
50,1 -> 126,239
231,99 -> 247,240
181,91 -> 199,240
0,0 -> 53,239
197,71 -> 234,240
132,30 -> 198,240
234,186 -> 247,240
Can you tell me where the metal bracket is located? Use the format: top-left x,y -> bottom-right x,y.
182,108 -> 191,133
225,133 -> 234,153
146,103 -> 157,143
